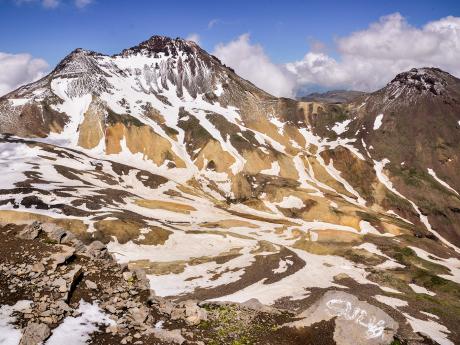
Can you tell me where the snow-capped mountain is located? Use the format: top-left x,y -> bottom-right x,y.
310,67 -> 460,248
1,36 -> 460,344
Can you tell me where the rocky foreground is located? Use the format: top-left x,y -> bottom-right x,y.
1,221 -> 449,345
0,221 -> 321,345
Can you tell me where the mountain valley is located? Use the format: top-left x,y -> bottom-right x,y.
0,36 -> 459,345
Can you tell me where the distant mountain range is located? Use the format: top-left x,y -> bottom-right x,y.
299,90 -> 367,103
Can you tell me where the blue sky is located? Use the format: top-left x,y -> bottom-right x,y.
1,0 -> 460,97
1,0 -> 459,65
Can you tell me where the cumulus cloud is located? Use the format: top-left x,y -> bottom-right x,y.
15,0 -> 92,8
0,52 -> 49,96
186,33 -> 200,45
208,19 -> 220,29
15,0 -> 60,8
287,13 -> 460,92
42,0 -> 59,8
74,0 -> 92,8
213,34 -> 296,97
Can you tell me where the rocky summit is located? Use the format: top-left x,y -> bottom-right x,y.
0,36 -> 460,345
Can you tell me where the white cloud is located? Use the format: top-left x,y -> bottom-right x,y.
15,0 -> 60,8
213,34 -> 296,97
15,0 -> 93,8
75,0 -> 92,8
186,33 -> 200,45
0,52 -> 49,97
208,19 -> 220,29
42,0 -> 59,8
287,13 -> 460,92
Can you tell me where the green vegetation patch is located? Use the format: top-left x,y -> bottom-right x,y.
199,304 -> 283,345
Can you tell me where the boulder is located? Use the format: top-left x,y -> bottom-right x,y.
50,246 -> 75,268
64,264 -> 82,291
183,300 -> 207,326
17,222 -> 42,240
47,228 -> 72,244
122,271 -> 134,281
152,296 -> 174,315
54,278 -> 67,292
288,290 -> 398,345
85,279 -> 97,290
19,322 -> 50,345
240,298 -> 277,314
85,241 -> 108,259
31,263 -> 45,273
133,269 -> 150,290
170,300 -> 207,326
152,328 -> 185,344
129,306 -> 149,324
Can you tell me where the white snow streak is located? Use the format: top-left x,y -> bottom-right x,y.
427,168 -> 459,196
373,114 -> 384,130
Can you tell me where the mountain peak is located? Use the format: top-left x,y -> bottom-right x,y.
52,47 -> 104,79
387,67 -> 449,96
119,35 -> 201,58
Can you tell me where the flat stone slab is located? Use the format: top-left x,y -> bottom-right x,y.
287,290 -> 398,345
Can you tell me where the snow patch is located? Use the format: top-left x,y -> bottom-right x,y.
358,221 -> 381,235
46,300 -> 114,345
374,159 -> 460,254
0,300 -> 32,345
373,295 -> 408,308
427,168 -> 459,196
275,196 -> 304,209
373,114 -> 384,130
331,119 -> 352,135
273,258 -> 293,274
260,161 -> 280,175
403,313 -> 453,345
209,248 -> 375,305
409,246 -> 460,284
420,311 -> 439,320
409,283 -> 436,296
269,116 -> 285,135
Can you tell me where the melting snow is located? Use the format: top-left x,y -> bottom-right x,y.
0,300 -> 32,345
379,286 -> 402,294
273,258 -> 293,274
409,283 -> 436,296
403,313 -> 453,345
374,159 -> 460,254
358,221 -> 382,235
420,311 -> 439,320
373,295 -> 408,308
214,83 -> 224,96
409,246 -> 460,284
275,196 -> 304,209
108,231 -> 252,263
269,116 -> 285,135
375,260 -> 405,270
45,300 -> 114,345
209,248 -> 375,305
355,243 -> 390,258
260,161 -> 281,175
373,114 -> 384,130
427,168 -> 459,196
331,119 -> 352,135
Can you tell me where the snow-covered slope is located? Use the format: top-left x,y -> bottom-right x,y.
1,37 -> 460,344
